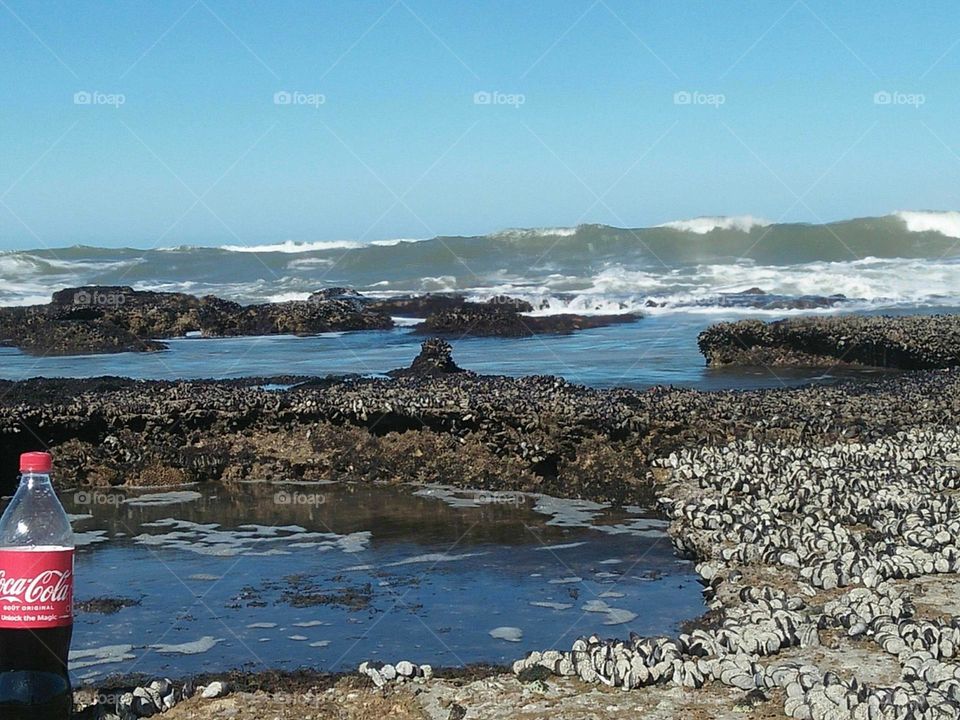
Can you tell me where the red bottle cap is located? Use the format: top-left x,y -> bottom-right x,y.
19,451 -> 52,473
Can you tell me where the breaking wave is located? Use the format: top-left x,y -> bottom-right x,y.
2,212 -> 959,313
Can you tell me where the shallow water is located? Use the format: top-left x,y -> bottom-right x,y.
0,311 -> 898,390
60,483 -> 704,683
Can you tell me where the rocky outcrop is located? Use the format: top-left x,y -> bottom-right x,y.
4,340 -> 960,501
200,297 -> 392,337
0,286 -> 635,354
0,311 -> 167,355
0,286 -> 393,356
369,293 -> 534,318
388,338 -> 467,378
720,288 -> 848,311
373,293 -> 635,338
698,314 -> 960,369
415,301 -> 638,337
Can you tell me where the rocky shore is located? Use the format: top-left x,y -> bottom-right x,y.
66,356 -> 960,717
0,286 -> 639,355
3,337 -> 959,497
2,329 -> 951,717
0,286 -> 393,355
698,314 -> 960,369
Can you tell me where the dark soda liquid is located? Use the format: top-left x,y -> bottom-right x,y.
0,624 -> 73,719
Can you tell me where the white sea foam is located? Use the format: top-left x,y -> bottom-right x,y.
286,257 -> 334,269
657,215 -> 771,234
464,255 -> 960,318
264,291 -> 312,303
492,227 -> 578,240
383,551 -> 489,567
489,626 -> 523,642
151,636 -> 223,655
530,601 -> 574,610
896,210 -> 960,239
69,644 -> 136,669
220,240 -> 364,253
370,237 -> 426,246
582,600 -> 638,625
123,490 -> 203,507
534,541 -> 588,552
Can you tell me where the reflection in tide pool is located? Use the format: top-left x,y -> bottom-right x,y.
63,482 -> 704,682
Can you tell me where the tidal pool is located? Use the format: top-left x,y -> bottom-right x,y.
62,482 -> 705,683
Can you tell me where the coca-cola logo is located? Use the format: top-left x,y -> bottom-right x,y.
0,569 -> 72,604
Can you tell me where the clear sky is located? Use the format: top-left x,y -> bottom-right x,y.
1,0 -> 959,249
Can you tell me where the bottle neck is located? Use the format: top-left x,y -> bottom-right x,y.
19,472 -> 53,491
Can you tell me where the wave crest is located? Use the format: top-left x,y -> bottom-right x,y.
220,240 -> 364,253
895,210 -> 960,239
656,215 -> 772,234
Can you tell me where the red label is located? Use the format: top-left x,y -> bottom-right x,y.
0,549 -> 73,629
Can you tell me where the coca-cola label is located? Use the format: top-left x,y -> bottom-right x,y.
0,549 -> 73,628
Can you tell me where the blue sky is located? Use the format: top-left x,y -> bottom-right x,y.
1,0 -> 959,249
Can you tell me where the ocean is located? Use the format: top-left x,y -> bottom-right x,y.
2,211 -> 958,387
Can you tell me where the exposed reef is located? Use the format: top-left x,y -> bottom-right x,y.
698,314 -> 960,369
0,286 -> 637,356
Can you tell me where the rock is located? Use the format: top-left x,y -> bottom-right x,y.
415,301 -> 638,338
388,338 -> 468,378
698,314 -> 960,369
0,285 -> 394,356
200,680 -> 228,699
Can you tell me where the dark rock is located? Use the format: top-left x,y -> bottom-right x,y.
369,293 -> 534,318
734,287 -> 767,295
0,286 -> 394,355
0,311 -> 167,356
416,301 -> 638,337
206,299 -> 392,337
75,596 -> 142,614
307,287 -> 363,302
485,295 -> 535,312
759,297 -> 843,310
369,294 -> 470,318
516,665 -> 553,683
698,314 -> 960,369
389,338 -> 468,378
308,287 -> 367,312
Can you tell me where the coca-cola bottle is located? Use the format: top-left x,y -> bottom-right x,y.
0,452 -> 74,719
